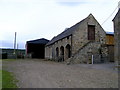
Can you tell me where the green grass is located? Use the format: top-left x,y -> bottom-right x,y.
0,59 -> 18,88
1,70 -> 18,88
0,70 -> 2,89
2,59 -> 17,62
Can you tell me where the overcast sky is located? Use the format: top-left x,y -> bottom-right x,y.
0,0 -> 119,49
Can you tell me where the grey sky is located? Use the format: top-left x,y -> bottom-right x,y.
0,0 -> 119,49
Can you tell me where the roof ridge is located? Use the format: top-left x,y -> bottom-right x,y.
27,38 -> 49,44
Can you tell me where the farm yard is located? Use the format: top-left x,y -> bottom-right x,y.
2,59 -> 119,88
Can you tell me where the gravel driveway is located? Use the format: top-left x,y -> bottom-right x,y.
2,59 -> 118,88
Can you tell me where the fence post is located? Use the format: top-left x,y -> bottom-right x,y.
92,55 -> 94,64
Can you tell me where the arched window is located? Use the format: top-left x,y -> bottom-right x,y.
66,44 -> 71,59
60,46 -> 64,61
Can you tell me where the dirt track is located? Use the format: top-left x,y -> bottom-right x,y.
2,59 -> 118,88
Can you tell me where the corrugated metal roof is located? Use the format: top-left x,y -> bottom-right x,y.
106,32 -> 114,35
46,17 -> 87,46
27,38 -> 49,44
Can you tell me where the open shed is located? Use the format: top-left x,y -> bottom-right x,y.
26,38 -> 49,59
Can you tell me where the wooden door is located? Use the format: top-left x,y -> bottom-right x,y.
88,25 -> 95,40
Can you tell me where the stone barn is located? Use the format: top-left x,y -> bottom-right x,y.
113,8 -> 120,66
45,14 -> 107,64
26,38 -> 49,59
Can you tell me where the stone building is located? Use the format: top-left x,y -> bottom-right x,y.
113,9 -> 120,65
45,14 -> 107,64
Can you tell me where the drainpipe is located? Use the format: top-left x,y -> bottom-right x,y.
71,34 -> 72,57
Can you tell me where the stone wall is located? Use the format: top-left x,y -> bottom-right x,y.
113,10 -> 120,65
1,49 -> 25,59
72,14 -> 106,56
67,41 -> 103,64
101,45 -> 109,62
45,35 -> 72,61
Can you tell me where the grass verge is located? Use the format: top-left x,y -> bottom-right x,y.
0,70 -> 2,89
2,59 -> 17,62
1,70 -> 18,88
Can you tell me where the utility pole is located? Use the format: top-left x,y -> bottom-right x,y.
17,43 -> 18,59
14,32 -> 17,59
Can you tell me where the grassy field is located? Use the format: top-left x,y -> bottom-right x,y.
1,59 -> 18,88
1,70 -> 18,88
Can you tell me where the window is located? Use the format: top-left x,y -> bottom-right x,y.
88,25 -> 95,40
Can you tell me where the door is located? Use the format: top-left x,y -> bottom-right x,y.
108,45 -> 114,62
88,25 -> 95,40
